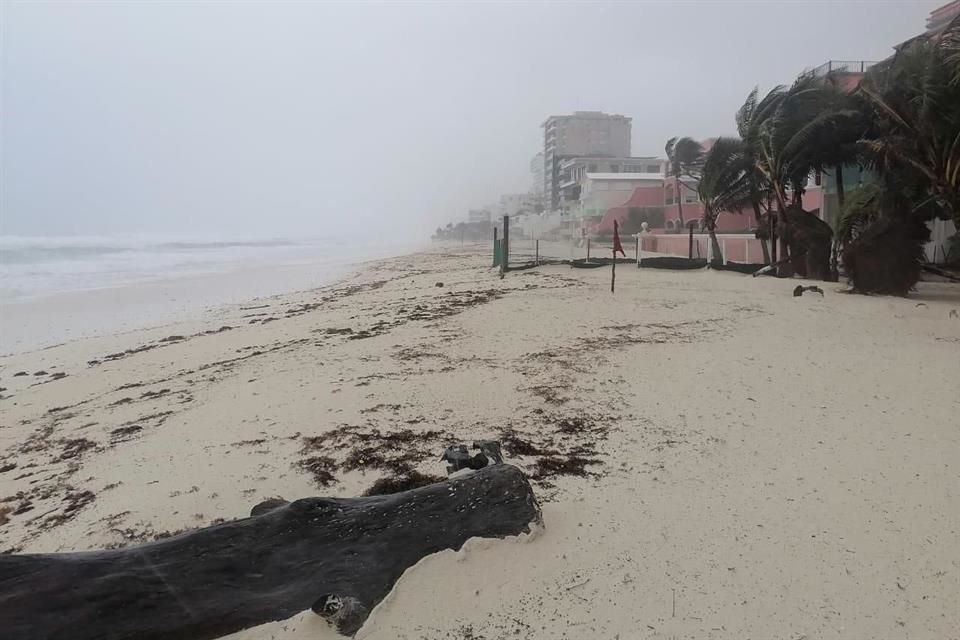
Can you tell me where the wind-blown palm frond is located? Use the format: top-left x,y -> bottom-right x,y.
697,137 -> 752,263
735,88 -> 758,140
672,137 -> 704,176
857,32 -> 960,223
664,136 -> 704,225
935,14 -> 960,86
753,76 -> 856,204
698,137 -> 750,214
664,137 -> 677,162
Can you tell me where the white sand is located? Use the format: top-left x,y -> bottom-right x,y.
2,246 -> 958,638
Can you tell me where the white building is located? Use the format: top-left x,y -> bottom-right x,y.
576,173 -> 666,218
558,156 -> 665,208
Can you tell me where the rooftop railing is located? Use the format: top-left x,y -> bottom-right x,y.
804,60 -> 878,78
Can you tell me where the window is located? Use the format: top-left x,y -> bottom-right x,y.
609,165 -> 620,173
646,164 -> 661,173
685,194 -> 698,203
588,164 -> 597,172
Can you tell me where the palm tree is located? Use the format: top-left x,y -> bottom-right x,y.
856,16 -> 960,227
735,86 -> 785,264
837,15 -> 960,293
697,137 -> 752,264
748,76 -> 855,276
664,136 -> 703,227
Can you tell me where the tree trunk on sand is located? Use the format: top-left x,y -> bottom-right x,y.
770,200 -> 778,264
708,229 -> 723,266
828,165 -> 845,281
0,464 -> 541,639
675,176 -> 685,227
751,198 -> 772,264
705,210 -> 723,266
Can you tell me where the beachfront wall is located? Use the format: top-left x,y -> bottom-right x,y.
640,233 -> 765,263
594,181 -> 827,237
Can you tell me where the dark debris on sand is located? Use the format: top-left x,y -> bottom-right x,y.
497,410 -> 611,483
289,421 -> 462,495
531,456 -> 602,480
295,425 -> 451,488
291,408 -> 611,494
296,455 -> 338,488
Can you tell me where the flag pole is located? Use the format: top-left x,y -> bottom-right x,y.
611,221 -> 617,293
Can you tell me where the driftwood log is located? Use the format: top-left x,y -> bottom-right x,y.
0,463 -> 540,639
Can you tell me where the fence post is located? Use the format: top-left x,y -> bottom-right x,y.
636,235 -> 640,268
500,215 -> 510,276
745,238 -> 750,264
535,240 -> 540,266
688,225 -> 694,258
721,238 -> 727,264
492,227 -> 499,267
770,215 -> 777,263
586,237 -> 591,262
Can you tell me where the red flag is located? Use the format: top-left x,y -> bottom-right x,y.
613,220 -> 626,257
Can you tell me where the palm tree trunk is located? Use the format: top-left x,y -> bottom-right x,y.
751,198 -> 771,264
773,185 -> 794,278
835,164 -> 845,208
675,176 -> 684,227
768,193 -> 777,263
708,227 -> 723,265
829,164 -> 845,281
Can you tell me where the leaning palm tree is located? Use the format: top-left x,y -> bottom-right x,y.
735,86 -> 785,263
750,76 -> 855,276
857,14 -> 960,227
697,137 -> 752,264
664,136 -> 704,227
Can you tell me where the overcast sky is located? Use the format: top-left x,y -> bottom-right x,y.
0,0 -> 943,239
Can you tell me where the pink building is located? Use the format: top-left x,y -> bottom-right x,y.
591,181 -> 755,235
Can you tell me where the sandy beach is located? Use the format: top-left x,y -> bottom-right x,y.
1,246 -> 958,639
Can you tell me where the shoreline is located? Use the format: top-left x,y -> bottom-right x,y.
1,246 -> 959,638
0,241 -> 425,354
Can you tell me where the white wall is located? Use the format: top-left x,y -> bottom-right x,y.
577,177 -> 662,217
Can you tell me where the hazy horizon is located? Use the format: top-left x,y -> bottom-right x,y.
0,0 -> 943,239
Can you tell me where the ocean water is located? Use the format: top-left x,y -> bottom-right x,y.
0,234 -> 420,353
0,234 -> 394,299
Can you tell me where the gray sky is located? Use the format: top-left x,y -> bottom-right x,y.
0,0 -> 942,239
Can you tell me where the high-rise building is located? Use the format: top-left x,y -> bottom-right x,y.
542,111 -> 631,209
530,152 -> 545,196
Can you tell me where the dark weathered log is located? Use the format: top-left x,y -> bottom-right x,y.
0,464 -> 540,639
